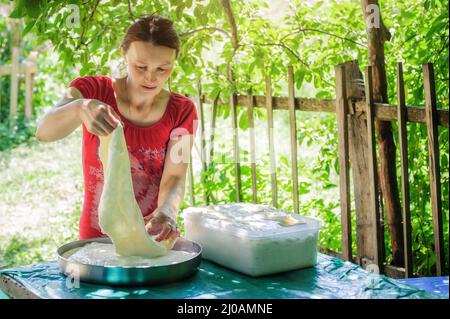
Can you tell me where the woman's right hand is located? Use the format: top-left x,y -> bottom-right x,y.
78,99 -> 122,136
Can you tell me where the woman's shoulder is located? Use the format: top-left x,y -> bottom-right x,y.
167,91 -> 198,125
169,91 -> 196,110
69,75 -> 111,86
166,91 -> 198,136
68,75 -> 112,100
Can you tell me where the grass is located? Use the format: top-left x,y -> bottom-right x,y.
0,127 -> 83,268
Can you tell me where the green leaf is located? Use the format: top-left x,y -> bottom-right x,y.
175,5 -> 185,19
193,5 -> 202,19
316,90 -> 331,99
26,0 -> 44,18
22,19 -> 37,36
9,0 -> 28,18
210,86 -> 221,100
238,111 -> 249,130
294,68 -> 305,90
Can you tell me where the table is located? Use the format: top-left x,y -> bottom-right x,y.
0,254 -> 446,299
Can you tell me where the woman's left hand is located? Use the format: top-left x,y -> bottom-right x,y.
144,208 -> 180,242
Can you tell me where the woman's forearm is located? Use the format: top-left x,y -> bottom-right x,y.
157,175 -> 186,219
35,99 -> 84,142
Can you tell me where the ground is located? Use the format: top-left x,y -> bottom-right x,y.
0,128 -> 83,268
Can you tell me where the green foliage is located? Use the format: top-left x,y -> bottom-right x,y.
1,236 -> 47,267
2,0 -> 448,276
381,0 -> 449,275
0,116 -> 36,151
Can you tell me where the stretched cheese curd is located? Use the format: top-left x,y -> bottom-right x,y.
66,242 -> 196,267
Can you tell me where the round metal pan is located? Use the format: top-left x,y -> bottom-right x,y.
57,237 -> 202,287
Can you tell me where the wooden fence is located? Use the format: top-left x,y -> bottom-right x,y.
0,47 -> 37,128
186,59 -> 449,279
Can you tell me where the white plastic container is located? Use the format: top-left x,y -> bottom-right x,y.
182,203 -> 322,276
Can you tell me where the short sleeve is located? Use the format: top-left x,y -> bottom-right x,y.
68,76 -> 99,99
170,98 -> 198,139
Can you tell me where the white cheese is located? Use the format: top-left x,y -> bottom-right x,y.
183,203 -> 322,276
66,242 -> 196,267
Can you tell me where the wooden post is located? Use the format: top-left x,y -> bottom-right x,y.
365,66 -> 384,273
265,73 -> 278,208
340,60 -> 379,269
229,69 -> 241,202
24,52 -> 37,120
196,80 -> 209,205
209,97 -> 218,163
361,0 -> 404,267
9,46 -> 20,130
396,62 -> 413,278
423,63 -> 444,276
287,66 -> 299,214
209,95 -> 219,203
335,64 -> 352,262
188,154 -> 195,207
185,93 -> 196,207
247,86 -> 258,203
208,68 -> 220,203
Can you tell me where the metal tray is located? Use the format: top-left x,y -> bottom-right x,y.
57,237 -> 202,287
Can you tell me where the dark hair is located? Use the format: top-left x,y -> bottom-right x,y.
120,14 -> 180,58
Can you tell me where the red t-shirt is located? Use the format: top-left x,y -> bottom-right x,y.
68,76 -> 198,239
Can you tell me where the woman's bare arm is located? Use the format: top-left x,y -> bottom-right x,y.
35,87 -> 120,142
145,135 -> 194,242
35,87 -> 85,142
157,135 -> 194,218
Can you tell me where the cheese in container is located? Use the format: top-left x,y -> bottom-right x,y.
182,203 -> 323,276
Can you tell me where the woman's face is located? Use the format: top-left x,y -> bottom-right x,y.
122,41 -> 176,96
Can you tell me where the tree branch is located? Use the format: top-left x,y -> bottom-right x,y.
434,38 -> 449,61
239,42 -> 309,68
281,28 -> 367,48
220,0 -> 240,86
84,29 -> 105,46
127,0 -> 135,21
76,0 -> 101,50
361,0 -> 391,42
220,0 -> 239,50
180,27 -> 232,38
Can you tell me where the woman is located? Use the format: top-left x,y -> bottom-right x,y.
35,14 -> 198,244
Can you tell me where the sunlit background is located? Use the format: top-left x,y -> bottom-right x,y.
0,0 -> 448,278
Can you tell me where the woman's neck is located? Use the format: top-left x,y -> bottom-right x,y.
125,77 -> 158,111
